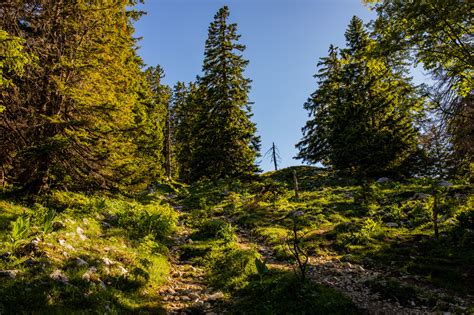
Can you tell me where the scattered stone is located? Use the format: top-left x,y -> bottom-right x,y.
118,265 -> 128,275
101,222 -> 111,229
0,252 -> 12,260
24,257 -> 37,266
412,193 -> 431,200
188,292 -> 200,300
438,180 -> 453,187
52,221 -> 64,231
82,267 -> 98,282
386,222 -> 399,228
102,257 -> 114,266
76,257 -> 88,267
50,269 -> 68,283
76,227 -> 88,241
0,270 -> 19,279
31,237 -> 41,245
208,292 -> 224,301
376,177 -> 390,183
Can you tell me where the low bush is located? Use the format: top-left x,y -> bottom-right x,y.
231,270 -> 358,314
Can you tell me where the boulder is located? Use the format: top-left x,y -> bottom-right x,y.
412,193 -> 431,200
76,257 -> 88,267
207,291 -> 224,301
52,221 -> 64,231
50,269 -> 69,283
0,270 -> 19,279
438,180 -> 453,187
376,177 -> 390,183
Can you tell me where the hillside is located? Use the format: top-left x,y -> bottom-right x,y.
1,167 -> 472,314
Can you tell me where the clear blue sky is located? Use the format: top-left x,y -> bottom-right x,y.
133,0 -> 377,172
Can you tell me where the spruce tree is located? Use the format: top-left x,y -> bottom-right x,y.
0,0 -> 159,192
172,82 -> 201,181
190,6 -> 260,181
297,16 -> 422,178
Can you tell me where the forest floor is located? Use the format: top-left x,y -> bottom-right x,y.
0,166 -> 473,314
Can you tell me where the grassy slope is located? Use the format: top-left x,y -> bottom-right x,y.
0,166 -> 472,313
180,166 -> 474,300
0,190 -> 176,314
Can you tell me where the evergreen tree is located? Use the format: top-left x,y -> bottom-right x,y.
172,81 -> 201,181
0,0 -> 160,192
297,16 -> 422,178
190,6 -> 260,181
365,0 -> 473,177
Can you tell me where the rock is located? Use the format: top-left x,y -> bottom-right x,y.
118,265 -> 128,275
438,180 -> 453,187
376,177 -> 390,183
208,291 -> 224,301
101,222 -> 111,229
189,293 -> 200,300
102,257 -> 114,266
0,252 -> 12,260
76,257 -> 88,267
0,270 -> 19,279
50,269 -> 68,283
167,288 -> 176,294
52,221 -> 64,231
386,222 -> 399,228
412,193 -> 431,200
82,267 -> 98,282
76,227 -> 88,241
181,296 -> 191,301
24,257 -> 37,266
31,237 -> 41,245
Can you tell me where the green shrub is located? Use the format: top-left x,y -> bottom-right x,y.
231,271 -> 358,314
204,244 -> 259,291
9,216 -> 30,250
115,201 -> 177,241
192,219 -> 236,243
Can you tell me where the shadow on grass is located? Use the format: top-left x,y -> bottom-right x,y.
221,269 -> 360,315
0,272 -> 167,314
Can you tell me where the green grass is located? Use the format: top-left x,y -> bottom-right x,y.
0,191 -> 176,314
180,166 -> 474,296
230,270 -> 359,315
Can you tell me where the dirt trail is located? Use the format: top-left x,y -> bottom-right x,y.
161,198 -> 471,314
158,204 -> 225,315
235,229 -> 472,315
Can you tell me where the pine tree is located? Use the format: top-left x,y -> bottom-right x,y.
172,81 -> 201,181
297,16 -> 422,178
0,0 -> 158,192
366,0 -> 473,177
190,6 -> 260,181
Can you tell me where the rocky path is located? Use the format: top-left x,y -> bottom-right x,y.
158,204 -> 225,315
161,200 -> 471,314
236,229 -> 472,314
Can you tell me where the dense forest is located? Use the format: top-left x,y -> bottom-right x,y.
0,0 -> 472,314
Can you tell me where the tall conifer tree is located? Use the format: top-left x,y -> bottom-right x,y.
190,6 -> 260,181
297,16 -> 422,177
0,0 -> 160,192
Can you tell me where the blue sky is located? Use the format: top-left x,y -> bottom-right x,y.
133,0 -> 378,172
